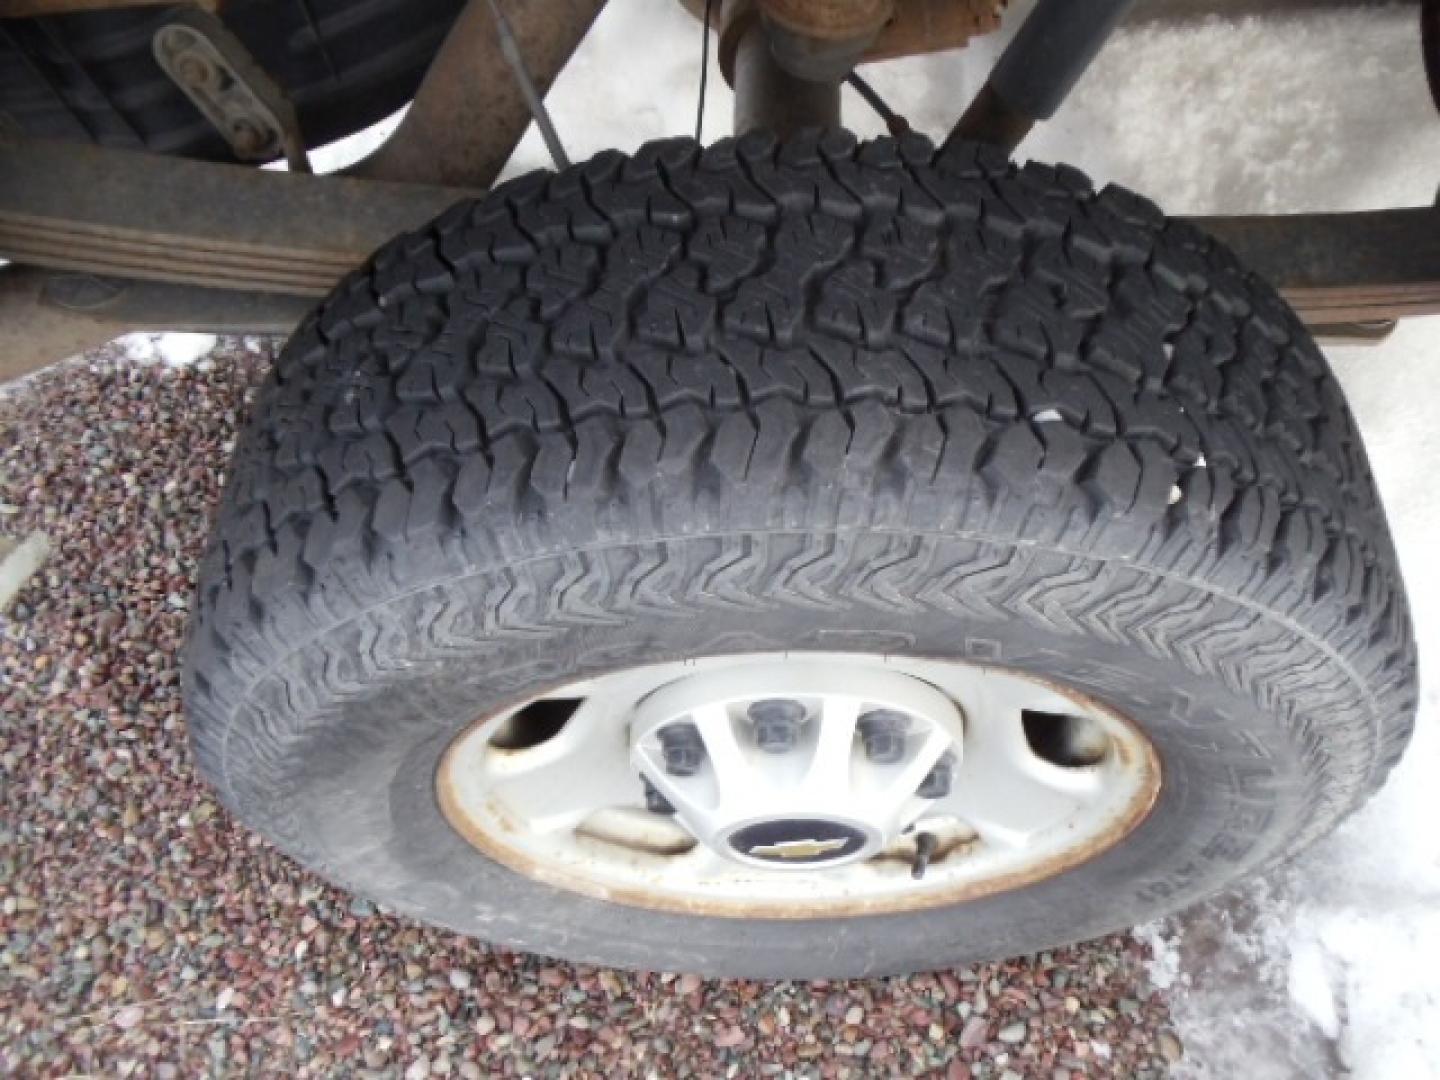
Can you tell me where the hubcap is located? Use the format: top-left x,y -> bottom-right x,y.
629,663 -> 961,871
438,653 -> 1161,918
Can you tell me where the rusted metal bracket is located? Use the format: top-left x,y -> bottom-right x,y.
0,136 -> 465,296
1202,209 -> 1440,325
37,268 -> 309,333
0,264 -> 308,384
350,0 -> 606,189
686,0 -> 1005,82
482,0 -> 572,169
1310,320 -> 1398,345
152,9 -> 310,172
733,17 -> 842,138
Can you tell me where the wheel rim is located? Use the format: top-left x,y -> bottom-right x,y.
437,653 -> 1161,917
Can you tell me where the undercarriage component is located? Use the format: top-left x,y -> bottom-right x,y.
0,0 -> 464,163
0,136 -> 463,296
692,0 -> 1006,81
152,11 -> 311,173
757,0 -> 892,82
1425,0 -> 1439,114
1202,208 -> 1440,325
756,0 -> 894,42
350,0 -> 605,188
0,265 -> 308,383
946,0 -> 1138,153
863,0 -> 1004,63
1310,320 -> 1397,345
480,0 -> 572,170
732,16 -> 842,137
4,135 -> 1434,336
846,70 -> 913,135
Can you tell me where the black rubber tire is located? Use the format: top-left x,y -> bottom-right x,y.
0,0 -> 463,161
183,132 -> 1417,978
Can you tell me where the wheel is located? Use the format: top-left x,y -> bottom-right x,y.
183,132 -> 1416,978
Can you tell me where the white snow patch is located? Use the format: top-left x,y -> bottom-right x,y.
1136,920 -> 1182,992
306,108 -> 408,175
119,332 -> 219,368
1287,934 -> 1341,1041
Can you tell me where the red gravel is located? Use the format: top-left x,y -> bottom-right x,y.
0,345 -> 1182,1077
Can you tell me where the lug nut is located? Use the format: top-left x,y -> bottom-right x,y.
657,722 -> 705,776
748,698 -> 806,753
918,752 -> 956,799
858,709 -> 909,764
642,776 -> 674,814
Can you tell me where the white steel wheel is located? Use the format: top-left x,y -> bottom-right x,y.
438,653 -> 1161,917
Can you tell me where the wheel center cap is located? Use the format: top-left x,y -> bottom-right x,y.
727,818 -> 870,865
628,661 -> 967,872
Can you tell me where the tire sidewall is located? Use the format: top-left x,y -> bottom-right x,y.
231,549 -> 1312,979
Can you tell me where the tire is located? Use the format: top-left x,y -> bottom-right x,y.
0,0 -> 463,161
182,132 -> 1417,978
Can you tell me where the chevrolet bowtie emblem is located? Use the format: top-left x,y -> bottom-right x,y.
748,837 -> 848,860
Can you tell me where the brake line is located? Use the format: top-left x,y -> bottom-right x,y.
696,0 -> 717,142
484,0 -> 571,170
846,70 -> 912,137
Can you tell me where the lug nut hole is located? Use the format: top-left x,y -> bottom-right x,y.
488,697 -> 581,750
1022,710 -> 1111,768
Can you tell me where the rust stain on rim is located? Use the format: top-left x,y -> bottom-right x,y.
436,674 -> 1163,920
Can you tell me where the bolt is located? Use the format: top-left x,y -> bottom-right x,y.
910,831 -> 938,880
917,752 -> 956,799
642,776 -> 673,814
229,119 -> 268,158
748,698 -> 806,753
657,722 -> 704,777
858,709 -> 909,764
174,52 -> 213,89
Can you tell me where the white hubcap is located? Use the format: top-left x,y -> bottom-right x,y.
438,653 -> 1160,917
631,663 -> 961,870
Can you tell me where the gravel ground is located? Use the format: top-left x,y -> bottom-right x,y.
0,345 -> 1181,1076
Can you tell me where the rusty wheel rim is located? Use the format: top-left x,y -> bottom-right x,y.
437,653 -> 1161,918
